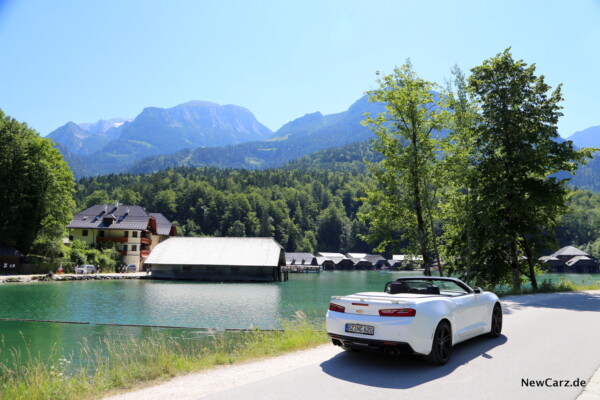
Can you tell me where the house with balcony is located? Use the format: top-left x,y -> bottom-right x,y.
67,202 -> 176,270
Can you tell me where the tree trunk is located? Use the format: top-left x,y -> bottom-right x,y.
510,240 -> 521,293
411,129 -> 431,276
528,258 -> 538,291
429,214 -> 444,276
465,189 -> 472,282
522,238 -> 538,291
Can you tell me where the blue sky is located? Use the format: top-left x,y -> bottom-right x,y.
1,0 -> 599,137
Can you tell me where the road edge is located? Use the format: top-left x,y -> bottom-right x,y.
577,365 -> 600,400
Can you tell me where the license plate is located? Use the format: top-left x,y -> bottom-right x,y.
345,323 -> 374,335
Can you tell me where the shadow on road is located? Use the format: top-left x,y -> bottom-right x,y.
320,334 -> 507,389
501,291 -> 600,315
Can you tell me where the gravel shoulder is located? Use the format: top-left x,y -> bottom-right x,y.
103,344 -> 342,400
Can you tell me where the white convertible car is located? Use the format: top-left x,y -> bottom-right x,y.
326,276 -> 502,365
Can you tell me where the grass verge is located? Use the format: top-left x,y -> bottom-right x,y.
494,277 -> 600,297
0,316 -> 328,400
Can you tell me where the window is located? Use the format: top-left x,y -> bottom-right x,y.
132,231 -> 138,238
131,245 -> 137,251
82,230 -> 88,237
99,230 -> 105,237
123,245 -> 127,251
124,231 -> 129,238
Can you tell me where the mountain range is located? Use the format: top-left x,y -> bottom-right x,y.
567,126 -> 600,148
47,97 -> 600,192
48,96 -> 386,177
48,118 -> 129,155
47,101 -> 273,176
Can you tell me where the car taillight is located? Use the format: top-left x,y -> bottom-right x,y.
378,308 -> 416,317
329,303 -> 345,313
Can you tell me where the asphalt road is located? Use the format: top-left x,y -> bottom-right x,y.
107,290 -> 600,400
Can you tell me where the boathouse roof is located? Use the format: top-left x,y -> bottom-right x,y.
145,237 -> 285,267
285,252 -> 316,265
565,255 -> 594,266
550,246 -> 589,258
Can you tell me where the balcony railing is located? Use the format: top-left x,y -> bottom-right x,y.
97,237 -> 128,243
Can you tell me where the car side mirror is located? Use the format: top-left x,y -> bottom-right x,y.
473,287 -> 482,294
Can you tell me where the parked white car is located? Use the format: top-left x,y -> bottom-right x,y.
75,264 -> 96,274
326,276 -> 502,365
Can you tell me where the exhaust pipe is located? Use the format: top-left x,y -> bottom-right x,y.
384,347 -> 399,356
332,339 -> 342,347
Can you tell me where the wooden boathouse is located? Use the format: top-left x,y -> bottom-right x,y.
144,237 -> 286,282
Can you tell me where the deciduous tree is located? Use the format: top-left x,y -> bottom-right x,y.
0,110 -> 75,255
467,49 -> 592,291
360,61 -> 444,275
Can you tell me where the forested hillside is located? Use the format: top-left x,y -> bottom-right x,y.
73,161 -> 600,257
75,168 -> 373,254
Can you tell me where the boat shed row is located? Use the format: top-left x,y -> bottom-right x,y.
285,252 -> 417,271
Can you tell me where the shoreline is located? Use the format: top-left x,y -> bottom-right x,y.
0,272 -> 150,283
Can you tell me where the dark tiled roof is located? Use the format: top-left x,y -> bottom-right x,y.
0,244 -> 23,257
149,213 -> 174,236
68,204 -> 173,234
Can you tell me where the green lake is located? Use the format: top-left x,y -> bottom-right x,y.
1,271 -> 598,366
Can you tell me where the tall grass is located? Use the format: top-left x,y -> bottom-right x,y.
0,315 -> 328,400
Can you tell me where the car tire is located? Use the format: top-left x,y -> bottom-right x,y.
423,321 -> 452,366
486,303 -> 503,338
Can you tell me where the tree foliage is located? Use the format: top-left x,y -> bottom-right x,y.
465,49 -> 592,291
0,110 -> 75,255
437,66 -> 480,280
357,51 -> 592,290
360,61 -> 444,275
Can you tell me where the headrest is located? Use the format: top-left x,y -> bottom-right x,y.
388,282 -> 410,294
426,286 -> 440,295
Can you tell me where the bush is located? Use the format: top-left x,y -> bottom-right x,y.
70,251 -> 87,266
538,279 -> 556,292
554,277 -> 577,291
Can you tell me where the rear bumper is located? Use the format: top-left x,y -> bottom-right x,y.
326,310 -> 434,355
328,333 -> 416,354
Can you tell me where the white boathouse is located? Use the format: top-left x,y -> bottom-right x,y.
144,237 -> 286,281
